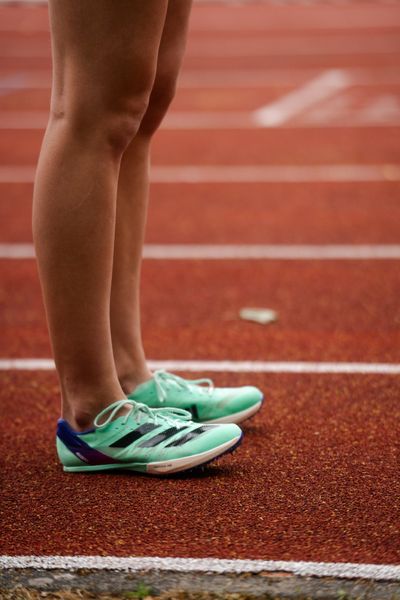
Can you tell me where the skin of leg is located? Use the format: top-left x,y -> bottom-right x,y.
110,0 -> 194,394
32,0 -> 168,430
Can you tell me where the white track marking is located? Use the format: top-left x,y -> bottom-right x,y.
1,164 -> 399,184
4,243 -> 400,261
356,95 -> 400,125
1,359 -> 400,375
0,244 -> 35,258
1,68 -> 400,90
254,69 -> 350,127
143,245 -> 400,260
180,67 -> 400,88
150,165 -> 400,184
2,243 -> 400,260
163,111 -> 255,129
187,34 -> 400,58
0,166 -> 36,182
302,94 -> 400,127
1,5 -> 400,31
300,94 -> 351,125
3,34 -> 400,59
3,107 -> 400,129
0,73 -> 28,97
0,555 -> 399,581
0,111 -> 255,130
0,71 -> 50,89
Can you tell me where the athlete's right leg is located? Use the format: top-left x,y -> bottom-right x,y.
32,0 -> 168,431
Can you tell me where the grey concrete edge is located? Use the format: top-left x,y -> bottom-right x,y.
1,556 -> 400,581
2,567 -> 400,599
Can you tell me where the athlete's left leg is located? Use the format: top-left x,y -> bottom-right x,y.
110,0 -> 193,393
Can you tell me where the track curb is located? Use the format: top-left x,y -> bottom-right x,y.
1,557 -> 400,599
1,568 -> 400,599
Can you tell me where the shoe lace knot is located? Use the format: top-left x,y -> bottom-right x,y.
94,399 -> 192,430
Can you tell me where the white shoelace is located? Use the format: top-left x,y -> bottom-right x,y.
94,399 -> 191,430
153,370 -> 214,404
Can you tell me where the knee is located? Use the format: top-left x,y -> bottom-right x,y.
102,94 -> 151,153
138,74 -> 177,137
51,79 -> 153,155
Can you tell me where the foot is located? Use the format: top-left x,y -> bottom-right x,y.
56,399 -> 242,475
128,371 -> 264,424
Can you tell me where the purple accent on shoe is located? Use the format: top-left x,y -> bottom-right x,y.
57,419 -> 120,465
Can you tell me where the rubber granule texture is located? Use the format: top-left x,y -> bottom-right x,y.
1,370 -> 399,563
1,260 -> 400,362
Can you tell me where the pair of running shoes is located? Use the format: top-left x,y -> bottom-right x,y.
57,370 -> 263,475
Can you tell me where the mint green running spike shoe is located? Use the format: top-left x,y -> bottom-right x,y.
56,399 -> 242,475
128,371 -> 263,424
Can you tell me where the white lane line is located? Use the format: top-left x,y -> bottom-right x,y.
4,35 -> 400,59
356,95 -> 400,125
2,243 -> 400,260
0,166 -> 36,182
1,68 -> 400,90
150,165 -> 400,183
143,245 -> 400,260
254,69 -> 350,127
300,94 -> 351,126
0,73 -> 28,97
0,71 -> 50,89
1,556 -> 399,581
186,35 -> 400,58
0,243 -> 35,258
2,109 -> 400,130
0,165 -> 399,184
2,9 -> 400,31
0,111 -> 255,130
1,359 -> 400,375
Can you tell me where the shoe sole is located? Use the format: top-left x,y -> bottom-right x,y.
63,434 -> 242,475
203,399 -> 263,424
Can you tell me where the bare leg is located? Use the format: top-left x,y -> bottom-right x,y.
32,0 -> 168,430
111,0 -> 193,394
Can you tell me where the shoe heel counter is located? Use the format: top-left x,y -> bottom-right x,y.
56,435 -> 83,467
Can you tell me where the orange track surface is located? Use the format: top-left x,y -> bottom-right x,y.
0,1 -> 399,564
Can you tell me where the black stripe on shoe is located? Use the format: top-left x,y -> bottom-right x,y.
138,425 -> 192,448
109,423 -> 159,448
187,405 -> 200,420
164,425 -> 213,448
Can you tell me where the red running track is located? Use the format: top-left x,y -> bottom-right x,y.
1,181 -> 400,244
1,128 -> 400,165
0,1 -> 399,566
1,370 -> 399,563
1,260 -> 400,362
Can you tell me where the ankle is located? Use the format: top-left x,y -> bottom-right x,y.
60,379 -> 126,431
114,353 -> 153,394
119,371 -> 153,395
62,407 -> 98,432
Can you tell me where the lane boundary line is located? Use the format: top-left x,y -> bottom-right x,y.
1,164 -> 399,184
1,555 -> 399,581
2,243 -> 400,260
254,69 -> 350,127
1,359 -> 400,374
2,109 -> 400,130
2,69 -> 400,89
